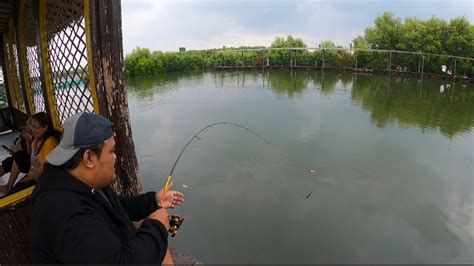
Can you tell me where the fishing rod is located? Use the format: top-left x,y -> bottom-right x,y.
160,122 -> 270,204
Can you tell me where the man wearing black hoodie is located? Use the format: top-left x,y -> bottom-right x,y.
31,112 -> 184,264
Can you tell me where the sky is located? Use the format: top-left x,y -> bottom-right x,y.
121,0 -> 473,54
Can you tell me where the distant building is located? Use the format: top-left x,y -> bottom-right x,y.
179,47 -> 186,52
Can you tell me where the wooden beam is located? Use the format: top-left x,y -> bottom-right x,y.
0,10 -> 11,15
89,0 -> 143,196
47,1 -> 82,14
0,2 -> 13,10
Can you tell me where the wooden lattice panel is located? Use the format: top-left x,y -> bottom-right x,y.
42,0 -> 94,125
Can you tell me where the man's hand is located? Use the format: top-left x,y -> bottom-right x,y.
148,208 -> 170,230
156,181 -> 184,209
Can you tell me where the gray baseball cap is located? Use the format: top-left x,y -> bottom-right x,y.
46,112 -> 114,166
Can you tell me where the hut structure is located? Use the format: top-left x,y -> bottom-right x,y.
0,0 -> 142,262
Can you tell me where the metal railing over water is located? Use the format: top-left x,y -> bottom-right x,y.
214,47 -> 474,81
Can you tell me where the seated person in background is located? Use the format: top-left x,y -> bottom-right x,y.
0,118 -> 33,178
0,112 -> 61,197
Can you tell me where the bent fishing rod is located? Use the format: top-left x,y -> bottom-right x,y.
160,122 -> 270,204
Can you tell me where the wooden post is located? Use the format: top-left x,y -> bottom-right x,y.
266,49 -> 269,67
0,35 -> 15,129
89,0 -> 142,196
201,51 -> 204,71
13,0 -> 32,116
417,56 -> 421,74
388,51 -> 392,73
421,55 -> 425,78
33,0 -> 51,116
322,49 -> 325,71
354,51 -> 357,69
294,50 -> 296,67
453,58 -> 457,81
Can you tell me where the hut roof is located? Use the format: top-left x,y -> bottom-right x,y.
0,0 -> 14,33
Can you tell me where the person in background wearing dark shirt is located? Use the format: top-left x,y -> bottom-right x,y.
0,118 -> 32,178
31,112 -> 184,264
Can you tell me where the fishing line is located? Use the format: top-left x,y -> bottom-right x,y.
160,122 -> 270,203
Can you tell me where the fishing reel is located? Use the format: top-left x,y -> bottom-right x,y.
168,215 -> 184,237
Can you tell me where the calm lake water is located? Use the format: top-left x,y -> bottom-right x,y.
126,70 -> 473,263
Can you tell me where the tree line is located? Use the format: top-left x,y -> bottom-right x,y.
124,12 -> 474,77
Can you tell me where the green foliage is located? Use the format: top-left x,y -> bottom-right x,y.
269,35 -> 308,65
124,14 -> 473,77
359,13 -> 473,74
365,12 -> 403,50
0,84 -> 6,106
271,35 -> 307,48
124,47 -> 219,76
352,35 -> 368,49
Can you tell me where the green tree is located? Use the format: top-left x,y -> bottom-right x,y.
270,35 -> 307,65
445,17 -> 474,57
364,12 -> 402,50
352,35 -> 368,49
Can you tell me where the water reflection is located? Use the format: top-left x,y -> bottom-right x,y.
351,74 -> 474,138
127,71 -> 474,138
268,70 -> 311,97
126,70 -> 473,263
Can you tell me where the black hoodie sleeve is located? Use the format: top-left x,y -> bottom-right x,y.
55,207 -> 168,264
118,191 -> 160,221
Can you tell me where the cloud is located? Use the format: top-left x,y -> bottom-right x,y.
121,0 -> 473,54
